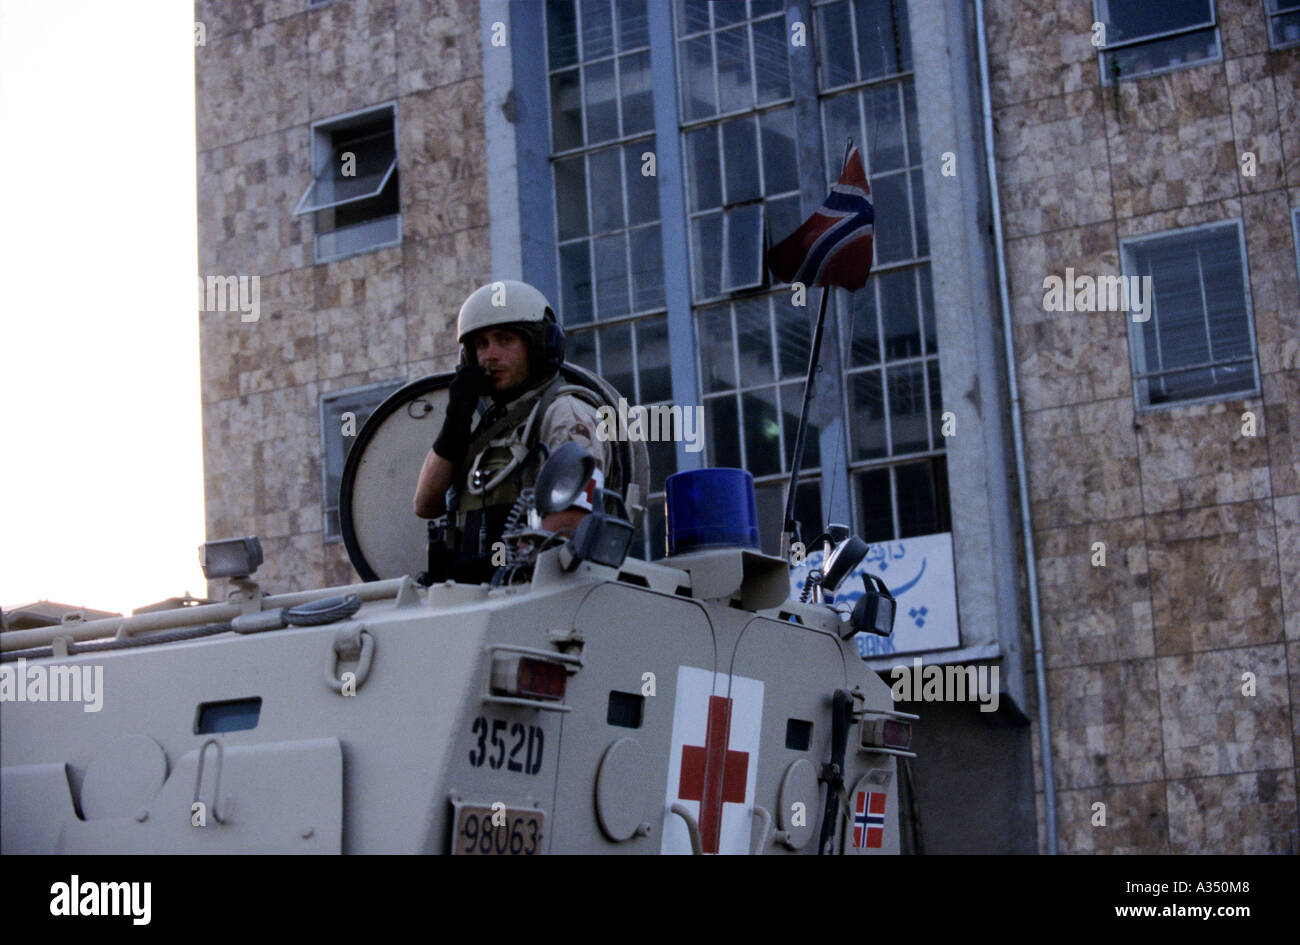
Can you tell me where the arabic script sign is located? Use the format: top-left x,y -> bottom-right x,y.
788,532 -> 959,657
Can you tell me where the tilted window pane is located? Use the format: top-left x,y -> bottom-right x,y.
559,240 -> 594,325
588,147 -> 625,232
594,232 -> 631,317
584,59 -> 619,144
620,51 -> 654,135
686,126 -> 722,212
616,0 -> 649,50
743,387 -> 783,477
624,141 -> 659,225
550,69 -> 584,151
554,155 -> 589,240
753,15 -> 791,103
759,107 -> 798,195
715,25 -> 753,114
629,225 -> 665,311
692,212 -> 723,299
680,35 -> 717,121
724,204 -> 764,291
766,193 -> 803,255
697,305 -> 737,392
849,369 -> 887,460
722,116 -> 761,205
547,0 -> 579,69
581,0 -> 615,59
818,1 -> 857,88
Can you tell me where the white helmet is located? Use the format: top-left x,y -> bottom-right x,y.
456,280 -> 564,371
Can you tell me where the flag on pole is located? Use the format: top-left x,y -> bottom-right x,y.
766,145 -> 874,291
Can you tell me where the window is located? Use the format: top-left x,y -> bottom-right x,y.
294,104 -> 400,263
535,0 -> 948,558
1122,221 -> 1258,410
1267,0 -> 1300,48
319,379 -> 405,540
1093,0 -> 1221,83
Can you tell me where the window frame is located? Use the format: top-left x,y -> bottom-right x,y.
1266,0 -> 1300,50
1092,0 -> 1222,84
1121,219 -> 1260,413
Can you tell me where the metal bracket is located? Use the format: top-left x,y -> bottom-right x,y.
670,803 -> 703,855
750,804 -> 772,855
193,738 -> 229,825
325,627 -> 374,694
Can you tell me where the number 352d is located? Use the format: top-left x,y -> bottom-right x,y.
468,716 -> 544,775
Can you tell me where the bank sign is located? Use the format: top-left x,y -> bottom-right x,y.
789,532 -> 959,658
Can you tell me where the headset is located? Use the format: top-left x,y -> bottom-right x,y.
460,310 -> 566,375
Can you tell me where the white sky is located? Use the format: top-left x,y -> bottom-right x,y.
0,0 -> 207,615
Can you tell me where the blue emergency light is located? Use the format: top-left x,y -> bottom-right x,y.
665,468 -> 761,555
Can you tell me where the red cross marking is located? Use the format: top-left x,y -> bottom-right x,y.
677,695 -> 749,854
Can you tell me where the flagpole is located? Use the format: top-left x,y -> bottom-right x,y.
779,138 -> 855,563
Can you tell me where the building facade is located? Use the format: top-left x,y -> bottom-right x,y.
195,0 -> 1299,853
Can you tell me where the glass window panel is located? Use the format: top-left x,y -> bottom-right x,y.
715,25 -> 753,114
686,126 -> 722,212
794,479 -> 823,549
766,193 -> 803,253
902,78 -> 921,165
594,232 -> 630,317
599,322 -> 636,399
927,359 -> 944,445
919,266 -> 936,354
781,382 -> 820,470
714,1 -> 747,27
752,15 -> 792,103
863,84 -> 905,173
580,0 -> 615,59
743,388 -> 783,477
706,396 -> 742,467
887,362 -> 928,455
870,172 -> 911,263
759,108 -> 798,195
911,169 -> 928,258
680,0 -> 712,34
735,297 -> 775,385
619,52 -> 654,136
1099,0 -> 1214,44
751,0 -> 785,16
692,212 -> 723,299
681,35 -> 717,121
822,92 -> 860,182
568,327 -> 598,372
559,240 -> 594,325
697,306 -> 737,392
774,298 -> 811,379
818,1 -> 858,88
856,466 -> 893,543
844,284 -> 881,366
896,457 -> 949,538
724,204 -> 764,291
1272,10 -> 1300,45
629,225 -> 665,311
1103,29 -> 1219,81
588,147 -> 625,232
722,116 -> 761,204
584,60 -> 619,144
547,0 -> 579,68
554,155 -> 589,240
636,317 -> 672,403
624,140 -> 659,225
879,268 -> 920,359
854,0 -> 901,80
648,437 -> 678,493
849,369 -> 886,460
1202,247 -> 1251,359
550,69 -> 583,151
616,0 -> 648,49
754,483 -> 784,555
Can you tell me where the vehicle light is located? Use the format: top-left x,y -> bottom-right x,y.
491,655 -> 567,702
860,717 -> 912,751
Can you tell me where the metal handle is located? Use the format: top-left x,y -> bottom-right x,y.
750,805 -> 772,855
669,803 -> 703,855
192,738 -> 228,825
325,628 -> 374,694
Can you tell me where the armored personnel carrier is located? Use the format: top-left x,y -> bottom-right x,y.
0,367 -> 908,854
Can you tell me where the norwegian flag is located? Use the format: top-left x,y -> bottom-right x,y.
766,145 -> 874,291
853,790 -> 886,849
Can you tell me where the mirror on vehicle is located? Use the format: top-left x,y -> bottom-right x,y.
822,535 -> 869,592
534,441 -> 596,516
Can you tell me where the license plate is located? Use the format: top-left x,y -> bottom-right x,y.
452,804 -> 545,855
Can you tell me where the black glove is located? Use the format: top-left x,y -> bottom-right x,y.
433,362 -> 490,464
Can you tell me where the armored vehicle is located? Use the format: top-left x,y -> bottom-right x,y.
0,367 -> 909,854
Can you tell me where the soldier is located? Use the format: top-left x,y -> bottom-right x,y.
413,280 -> 613,583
